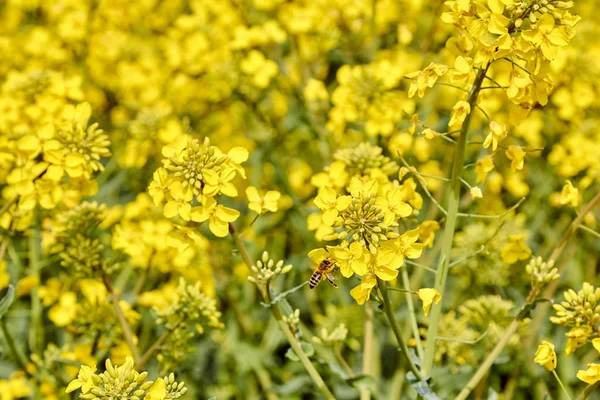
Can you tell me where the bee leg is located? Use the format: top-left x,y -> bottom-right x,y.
326,275 -> 338,288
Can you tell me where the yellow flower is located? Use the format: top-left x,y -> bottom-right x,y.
246,186 -> 281,214
163,181 -> 193,221
405,63 -> 448,98
190,196 -> 240,237
304,79 -> 329,102
145,378 -> 166,400
449,100 -> 471,129
533,341 -> 557,371
313,187 -> 351,226
483,121 -> 507,151
330,242 -> 369,278
560,180 -> 580,207
521,14 -> 570,60
565,326 -> 592,355
0,261 -> 9,291
576,364 -> 600,385
384,187 -> 412,219
505,146 -> 526,171
65,364 -> 96,394
49,292 -> 78,327
470,187 -> 482,200
203,168 -> 238,197
418,288 -> 441,318
500,234 -> 531,264
15,275 -> 39,297
350,273 -> 377,305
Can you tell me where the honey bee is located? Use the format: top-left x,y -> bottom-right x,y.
309,258 -> 338,289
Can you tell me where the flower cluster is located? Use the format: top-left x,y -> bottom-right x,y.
551,282 -> 600,354
153,278 -> 223,370
1,102 -> 109,231
66,357 -> 187,399
149,138 -> 248,238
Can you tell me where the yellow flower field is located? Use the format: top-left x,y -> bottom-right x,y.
0,0 -> 599,398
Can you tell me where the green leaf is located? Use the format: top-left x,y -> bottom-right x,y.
285,341 -> 314,362
407,372 -> 441,400
516,298 -> 552,320
345,374 -> 377,392
0,285 -> 15,320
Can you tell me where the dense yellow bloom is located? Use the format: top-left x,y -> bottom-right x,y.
418,288 -> 441,318
534,341 -> 557,371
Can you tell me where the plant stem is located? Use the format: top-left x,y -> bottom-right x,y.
422,64 -> 490,377
402,269 -> 424,362
377,280 -> 423,381
334,346 -> 355,377
0,319 -> 31,375
576,382 -> 600,400
552,370 -> 572,400
455,319 -> 519,400
28,213 -> 44,357
135,322 -> 181,370
102,272 -> 141,362
360,302 -> 374,400
229,224 -> 335,400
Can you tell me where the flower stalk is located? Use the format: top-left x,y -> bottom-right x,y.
422,64 -> 490,377
377,279 -> 423,381
229,223 -> 335,400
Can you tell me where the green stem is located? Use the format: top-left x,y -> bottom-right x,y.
401,269 -> 424,362
360,302 -> 374,400
421,65 -> 489,377
377,280 -> 423,381
576,382 -> 600,400
455,319 -> 519,400
135,322 -> 181,370
552,370 -> 572,400
229,224 -> 335,400
28,212 -> 44,357
102,272 -> 141,363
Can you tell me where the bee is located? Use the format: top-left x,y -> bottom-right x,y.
309,258 -> 338,289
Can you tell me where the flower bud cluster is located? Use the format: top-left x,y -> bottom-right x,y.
317,323 -> 349,345
248,251 -> 293,285
283,309 -> 301,336
155,278 -> 223,332
526,256 -> 559,286
48,202 -> 118,276
333,143 -> 399,178
66,357 -> 187,399
551,282 -> 600,328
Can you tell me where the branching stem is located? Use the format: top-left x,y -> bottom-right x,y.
422,64 -> 490,377
229,224 -> 335,400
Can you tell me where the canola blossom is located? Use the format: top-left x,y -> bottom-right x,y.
0,0 -> 599,399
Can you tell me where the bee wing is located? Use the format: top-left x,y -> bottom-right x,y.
325,274 -> 338,288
